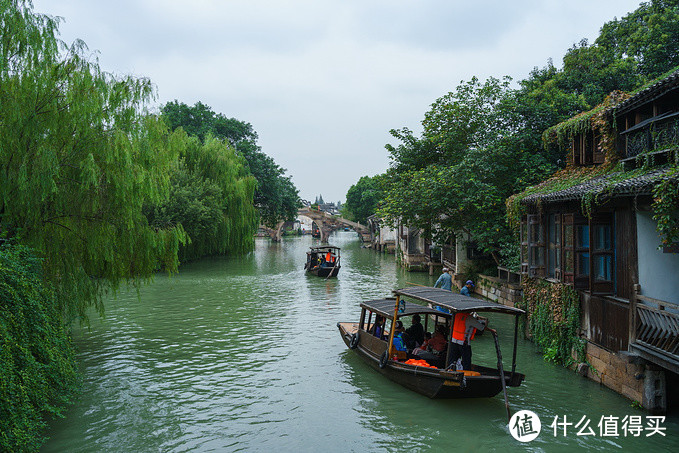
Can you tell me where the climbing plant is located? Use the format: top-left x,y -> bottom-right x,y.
652,165 -> 679,247
519,278 -> 584,367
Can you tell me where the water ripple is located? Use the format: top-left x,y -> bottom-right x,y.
42,233 -> 679,452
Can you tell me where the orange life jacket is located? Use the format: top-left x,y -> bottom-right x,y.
452,313 -> 476,343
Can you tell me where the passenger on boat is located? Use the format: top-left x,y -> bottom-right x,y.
392,321 -> 407,352
427,324 -> 448,353
404,314 -> 424,348
449,312 -> 485,370
412,324 -> 447,366
370,315 -> 385,339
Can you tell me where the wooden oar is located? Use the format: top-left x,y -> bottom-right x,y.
325,259 -> 339,280
406,281 -> 426,287
488,328 -> 511,422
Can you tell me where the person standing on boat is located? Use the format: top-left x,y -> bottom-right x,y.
449,312 -> 485,370
460,280 -> 474,296
434,267 -> 452,291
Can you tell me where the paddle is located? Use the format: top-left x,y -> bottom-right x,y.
325,258 -> 339,280
488,327 -> 511,422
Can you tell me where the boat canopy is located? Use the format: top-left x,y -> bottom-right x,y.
393,287 -> 525,316
308,246 -> 340,252
359,298 -> 448,320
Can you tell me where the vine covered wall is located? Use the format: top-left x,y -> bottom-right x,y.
519,277 -> 584,367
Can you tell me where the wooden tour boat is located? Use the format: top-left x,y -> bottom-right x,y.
304,245 -> 341,278
338,287 -> 525,417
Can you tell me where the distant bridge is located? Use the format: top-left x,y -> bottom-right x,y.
261,208 -> 371,243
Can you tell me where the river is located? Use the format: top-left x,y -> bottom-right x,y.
43,232 -> 678,452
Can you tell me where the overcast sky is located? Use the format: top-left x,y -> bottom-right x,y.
33,0 -> 643,204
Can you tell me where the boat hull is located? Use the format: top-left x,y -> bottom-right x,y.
306,265 -> 340,278
338,322 -> 523,399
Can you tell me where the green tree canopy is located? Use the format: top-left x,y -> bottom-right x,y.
145,131 -> 258,262
344,175 -> 383,224
161,101 -> 300,226
596,0 -> 679,80
1,0 -> 187,318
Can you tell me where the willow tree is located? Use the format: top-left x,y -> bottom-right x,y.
0,0 -> 186,319
145,131 -> 258,262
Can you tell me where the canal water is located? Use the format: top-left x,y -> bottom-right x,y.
43,232 -> 678,452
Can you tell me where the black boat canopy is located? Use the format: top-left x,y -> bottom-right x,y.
393,287 -> 525,316
359,298 -> 447,320
308,246 -> 340,252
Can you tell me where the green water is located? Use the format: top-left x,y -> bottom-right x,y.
43,232 -> 678,452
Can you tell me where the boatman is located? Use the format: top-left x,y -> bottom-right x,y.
434,267 -> 452,291
449,312 -> 485,370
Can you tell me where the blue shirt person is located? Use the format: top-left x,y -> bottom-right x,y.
434,268 -> 452,291
460,280 -> 475,296
392,321 -> 408,351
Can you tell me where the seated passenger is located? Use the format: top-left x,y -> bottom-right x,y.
405,314 -> 425,348
370,315 -> 384,339
412,324 -> 447,365
392,320 -> 407,352
412,332 -> 432,355
427,324 -> 448,353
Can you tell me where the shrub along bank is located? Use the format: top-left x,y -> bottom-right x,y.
0,243 -> 79,451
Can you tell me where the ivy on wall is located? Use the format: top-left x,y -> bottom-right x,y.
653,165 -> 679,247
519,277 -> 584,367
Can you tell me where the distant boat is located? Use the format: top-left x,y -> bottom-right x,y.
337,287 -> 525,405
304,245 -> 341,278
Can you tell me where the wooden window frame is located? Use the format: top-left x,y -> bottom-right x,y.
527,214 -> 545,277
590,212 -> 615,295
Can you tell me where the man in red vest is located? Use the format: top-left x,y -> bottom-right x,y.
449,312 -> 485,370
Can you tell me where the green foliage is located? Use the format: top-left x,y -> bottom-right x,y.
161,101 -> 300,226
145,131 -> 258,261
379,77 -> 555,266
1,0 -> 189,320
652,165 -> 679,246
0,242 -> 79,452
596,0 -> 679,80
520,278 -> 584,367
344,175 -> 383,224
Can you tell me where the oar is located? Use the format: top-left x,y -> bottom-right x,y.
325,259 -> 338,280
488,328 -> 511,423
406,281 -> 426,287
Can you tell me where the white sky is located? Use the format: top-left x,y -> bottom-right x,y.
32,0 -> 643,204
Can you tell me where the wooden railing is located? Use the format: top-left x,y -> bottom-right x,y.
632,292 -> 679,367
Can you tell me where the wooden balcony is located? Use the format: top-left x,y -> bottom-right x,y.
629,291 -> 679,374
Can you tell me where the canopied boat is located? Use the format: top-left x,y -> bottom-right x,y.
304,245 -> 341,278
337,287 -> 525,405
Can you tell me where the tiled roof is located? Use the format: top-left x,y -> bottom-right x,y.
520,167 -> 678,206
613,69 -> 679,116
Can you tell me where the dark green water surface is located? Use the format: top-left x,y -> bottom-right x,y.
43,232 -> 678,452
